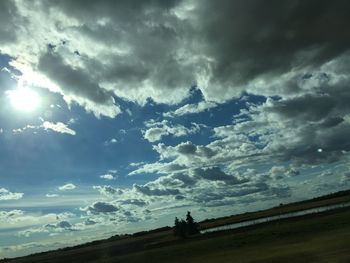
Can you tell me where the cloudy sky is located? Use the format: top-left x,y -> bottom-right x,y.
1,0 -> 350,258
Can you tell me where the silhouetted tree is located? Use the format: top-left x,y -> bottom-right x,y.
186,211 -> 199,235
179,219 -> 187,238
174,217 -> 180,236
173,211 -> 200,238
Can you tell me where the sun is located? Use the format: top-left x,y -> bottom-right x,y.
7,88 -> 41,112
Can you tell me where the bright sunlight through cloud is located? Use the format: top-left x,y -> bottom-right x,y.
6,88 -> 41,112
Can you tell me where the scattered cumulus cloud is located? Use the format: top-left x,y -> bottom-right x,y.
104,138 -> 117,146
99,174 -> 116,180
143,120 -> 200,142
93,185 -> 123,197
0,188 -> 24,201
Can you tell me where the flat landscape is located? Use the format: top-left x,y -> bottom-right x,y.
2,191 -> 350,263
1,2 -> 350,263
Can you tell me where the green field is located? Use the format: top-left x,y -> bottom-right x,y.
4,206 -> 350,263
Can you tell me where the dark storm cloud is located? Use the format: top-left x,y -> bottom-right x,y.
2,0 -> 350,112
260,74 -> 350,165
194,0 -> 350,93
192,182 -> 269,206
267,72 -> 350,123
269,94 -> 336,122
193,167 -> 246,184
150,172 -> 197,189
84,201 -> 119,214
319,117 -> 344,128
37,51 -> 117,109
133,184 -> 180,196
176,141 -> 197,155
0,0 -> 19,44
172,172 -> 197,186
268,123 -> 350,165
93,185 -> 123,196
44,0 -> 180,20
262,185 -> 292,199
154,141 -> 216,160
45,220 -> 73,230
41,0 -> 194,103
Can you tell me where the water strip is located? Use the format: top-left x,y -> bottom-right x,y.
201,202 -> 350,234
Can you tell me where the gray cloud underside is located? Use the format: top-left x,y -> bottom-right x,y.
83,201 -> 119,214
143,120 -> 200,142
0,1 -> 19,44
93,185 -> 123,196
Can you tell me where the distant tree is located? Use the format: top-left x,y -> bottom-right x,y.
186,211 -> 200,235
173,211 -> 200,238
179,219 -> 187,238
174,217 -> 180,236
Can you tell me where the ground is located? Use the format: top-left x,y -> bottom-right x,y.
3,192 -> 350,263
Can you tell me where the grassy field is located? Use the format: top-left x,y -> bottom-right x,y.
97,208 -> 350,263
4,207 -> 350,263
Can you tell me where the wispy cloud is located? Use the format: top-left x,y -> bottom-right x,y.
42,121 -> 76,135
45,194 -> 59,198
12,121 -> 76,135
164,101 -> 217,118
58,184 -> 76,191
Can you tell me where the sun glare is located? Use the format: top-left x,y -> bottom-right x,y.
7,88 -> 41,112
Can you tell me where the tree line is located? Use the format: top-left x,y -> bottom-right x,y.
174,211 -> 200,238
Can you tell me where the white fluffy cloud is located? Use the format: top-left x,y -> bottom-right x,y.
99,174 -> 115,180
0,188 -> 23,201
143,120 -> 200,142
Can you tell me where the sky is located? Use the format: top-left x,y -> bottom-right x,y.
1,0 -> 350,258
